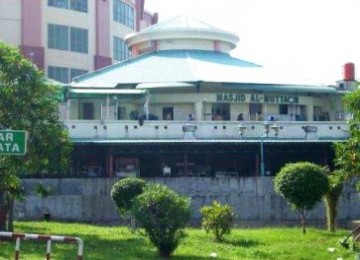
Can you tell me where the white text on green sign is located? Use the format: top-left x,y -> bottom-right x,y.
0,130 -> 28,155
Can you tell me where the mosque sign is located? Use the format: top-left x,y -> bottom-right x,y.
0,130 -> 28,155
216,93 -> 299,104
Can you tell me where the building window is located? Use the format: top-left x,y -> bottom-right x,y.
70,68 -> 88,81
48,24 -> 88,53
48,66 -> 69,83
70,0 -> 88,12
48,24 -> 69,51
48,0 -> 68,9
113,0 -> 135,29
48,0 -> 88,13
70,27 -> 88,53
279,104 -> 288,115
82,102 -> 94,120
48,66 -> 87,83
113,37 -> 131,61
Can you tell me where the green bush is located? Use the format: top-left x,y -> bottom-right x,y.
274,162 -> 329,234
110,177 -> 146,213
200,201 -> 234,242
132,184 -> 191,258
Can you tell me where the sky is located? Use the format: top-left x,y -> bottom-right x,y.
144,0 -> 360,85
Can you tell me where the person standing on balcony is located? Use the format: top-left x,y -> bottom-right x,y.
256,111 -> 263,121
237,113 -> 244,121
165,113 -> 172,120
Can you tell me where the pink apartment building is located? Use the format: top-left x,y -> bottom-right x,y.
0,0 -> 157,83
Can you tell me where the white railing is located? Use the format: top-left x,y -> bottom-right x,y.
63,120 -> 350,141
0,231 -> 84,260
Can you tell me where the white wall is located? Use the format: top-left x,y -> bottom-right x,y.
0,0 -> 21,46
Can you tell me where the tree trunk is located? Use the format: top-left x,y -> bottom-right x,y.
325,195 -> 337,232
300,210 -> 306,234
8,198 -> 14,232
0,190 -> 8,231
324,184 -> 343,233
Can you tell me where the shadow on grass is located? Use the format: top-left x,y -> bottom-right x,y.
172,255 -> 227,260
221,237 -> 261,248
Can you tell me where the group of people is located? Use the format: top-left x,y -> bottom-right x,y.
162,112 -> 276,121
237,112 -> 275,121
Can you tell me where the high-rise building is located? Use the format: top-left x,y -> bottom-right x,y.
0,0 -> 157,83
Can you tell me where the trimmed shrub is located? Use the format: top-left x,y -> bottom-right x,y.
274,162 -> 329,234
110,177 -> 146,213
132,184 -> 191,258
200,201 -> 234,242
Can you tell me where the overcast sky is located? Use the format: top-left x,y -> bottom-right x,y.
144,0 -> 360,85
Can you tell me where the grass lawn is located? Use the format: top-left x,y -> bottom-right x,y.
0,221 -> 355,259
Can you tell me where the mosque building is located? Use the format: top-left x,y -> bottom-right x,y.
62,15 -> 354,178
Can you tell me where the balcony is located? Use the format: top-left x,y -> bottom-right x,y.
64,120 -> 349,141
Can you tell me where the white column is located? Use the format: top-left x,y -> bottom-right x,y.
195,101 -> 203,121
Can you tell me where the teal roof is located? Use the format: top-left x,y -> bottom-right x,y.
70,49 -> 339,94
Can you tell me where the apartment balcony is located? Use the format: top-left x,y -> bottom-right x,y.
64,120 -> 349,142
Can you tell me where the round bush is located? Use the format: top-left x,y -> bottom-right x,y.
274,162 -> 329,233
275,162 -> 329,211
132,183 -> 191,258
110,177 -> 146,213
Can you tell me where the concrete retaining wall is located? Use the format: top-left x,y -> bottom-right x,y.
14,177 -> 360,226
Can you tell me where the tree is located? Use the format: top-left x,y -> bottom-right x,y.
132,184 -> 191,258
0,42 -> 71,231
274,162 -> 329,234
324,169 -> 345,232
334,86 -> 360,180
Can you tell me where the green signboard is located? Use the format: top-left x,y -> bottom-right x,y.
0,130 -> 28,155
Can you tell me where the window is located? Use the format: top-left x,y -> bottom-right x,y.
70,68 -> 88,81
48,24 -> 69,51
117,107 -> 127,120
113,37 -> 131,61
211,103 -> 230,121
48,0 -> 68,9
48,0 -> 87,13
113,0 -> 135,28
82,102 -> 94,120
48,66 -> 87,83
48,24 -> 88,53
48,66 -> 69,83
71,27 -> 88,53
279,105 -> 288,115
70,0 -> 88,12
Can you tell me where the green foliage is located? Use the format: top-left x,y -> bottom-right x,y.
0,42 -> 71,231
132,184 -> 191,258
110,177 -> 146,213
334,85 -> 360,182
200,200 -> 234,242
274,162 -> 329,234
0,42 -> 72,174
334,131 -> 360,181
34,183 -> 53,198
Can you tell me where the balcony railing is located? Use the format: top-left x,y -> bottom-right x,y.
63,120 -> 350,141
